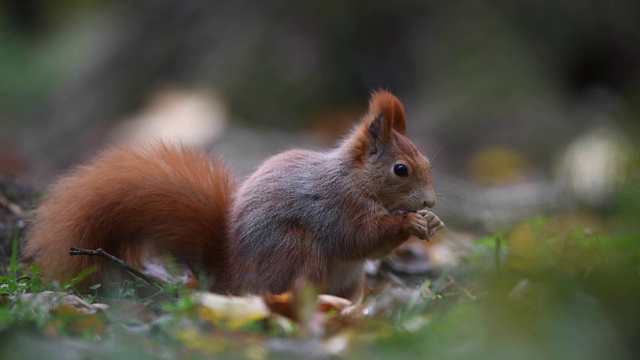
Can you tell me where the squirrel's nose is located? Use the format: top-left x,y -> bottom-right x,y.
423,198 -> 435,209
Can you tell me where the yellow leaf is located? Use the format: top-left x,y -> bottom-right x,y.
195,292 -> 269,330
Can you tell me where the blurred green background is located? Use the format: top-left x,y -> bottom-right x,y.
1,0 -> 638,183
2,0 -> 639,226
2,0 -> 639,280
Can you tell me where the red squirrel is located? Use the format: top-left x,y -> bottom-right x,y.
23,91 -> 444,300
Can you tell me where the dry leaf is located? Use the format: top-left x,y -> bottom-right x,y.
317,295 -> 352,313
195,292 -> 270,329
48,303 -> 106,336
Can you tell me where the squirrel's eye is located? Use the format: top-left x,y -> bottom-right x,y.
393,164 -> 409,177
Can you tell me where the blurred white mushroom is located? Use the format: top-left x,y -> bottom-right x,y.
110,87 -> 227,146
555,126 -> 630,208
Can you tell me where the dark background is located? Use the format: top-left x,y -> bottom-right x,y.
0,0 -> 638,228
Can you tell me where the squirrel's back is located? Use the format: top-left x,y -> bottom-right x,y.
23,143 -> 237,290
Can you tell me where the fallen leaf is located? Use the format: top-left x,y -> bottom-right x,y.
195,292 -> 270,330
317,294 -> 352,313
49,303 -> 106,336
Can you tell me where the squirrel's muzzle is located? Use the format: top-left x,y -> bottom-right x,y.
423,192 -> 436,208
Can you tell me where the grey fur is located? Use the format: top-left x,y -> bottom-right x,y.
227,117 -> 440,298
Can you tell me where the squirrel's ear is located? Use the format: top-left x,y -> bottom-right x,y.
368,90 -> 407,140
367,115 -> 384,155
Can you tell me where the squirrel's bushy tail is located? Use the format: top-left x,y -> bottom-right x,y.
23,143 -> 237,290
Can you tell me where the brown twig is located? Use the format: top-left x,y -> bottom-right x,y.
0,194 -> 24,216
69,247 -> 163,289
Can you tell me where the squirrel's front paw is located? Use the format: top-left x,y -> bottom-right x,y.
401,212 -> 429,240
417,210 -> 445,239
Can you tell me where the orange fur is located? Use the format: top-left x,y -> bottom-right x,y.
23,143 -> 236,290
369,90 -> 407,136
349,90 -> 409,165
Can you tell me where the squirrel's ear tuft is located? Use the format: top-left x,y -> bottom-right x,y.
368,90 -> 407,139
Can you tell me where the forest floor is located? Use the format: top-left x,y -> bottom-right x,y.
0,182 -> 639,359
